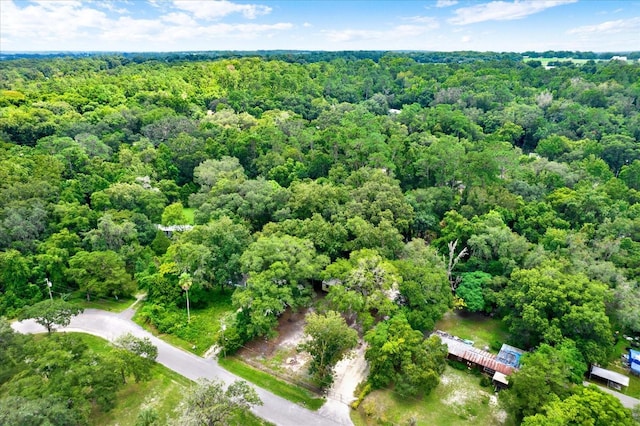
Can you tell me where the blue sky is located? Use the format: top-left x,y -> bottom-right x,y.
1,0 -> 639,52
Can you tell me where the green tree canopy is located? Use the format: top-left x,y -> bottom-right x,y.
298,310 -> 358,387
499,261 -> 612,364
18,299 -> 84,334
365,314 -> 448,398
179,379 -> 262,426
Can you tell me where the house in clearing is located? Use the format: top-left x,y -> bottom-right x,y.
155,224 -> 194,238
433,330 -> 525,389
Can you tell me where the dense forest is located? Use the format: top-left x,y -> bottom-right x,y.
1,52 -> 640,424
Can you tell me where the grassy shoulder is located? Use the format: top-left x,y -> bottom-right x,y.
70,333 -> 268,426
65,290 -> 135,313
352,366 -> 513,426
219,356 -> 325,410
434,310 -> 510,353
133,288 -> 234,356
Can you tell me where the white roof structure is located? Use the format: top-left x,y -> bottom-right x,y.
590,366 -> 630,387
493,371 -> 509,385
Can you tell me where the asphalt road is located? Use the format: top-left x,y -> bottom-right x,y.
11,309 -> 353,426
583,381 -> 640,409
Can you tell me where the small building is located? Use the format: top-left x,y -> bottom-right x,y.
321,278 -> 341,292
433,330 -> 521,377
611,56 -> 628,62
629,349 -> 640,376
156,224 -> 194,238
492,371 -> 509,390
589,365 -> 630,391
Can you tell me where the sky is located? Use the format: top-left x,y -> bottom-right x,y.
1,0 -> 639,53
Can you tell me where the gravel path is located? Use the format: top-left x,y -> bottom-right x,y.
11,309 -> 353,426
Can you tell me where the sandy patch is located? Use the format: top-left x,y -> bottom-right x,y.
327,342 -> 369,404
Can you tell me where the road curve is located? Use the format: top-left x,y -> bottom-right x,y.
583,381 -> 639,409
11,309 -> 353,426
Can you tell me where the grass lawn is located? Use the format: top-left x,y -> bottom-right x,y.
434,310 -> 510,353
219,356 -> 325,410
182,207 -> 196,225
69,333 -> 268,426
352,366 -> 513,426
133,288 -> 234,356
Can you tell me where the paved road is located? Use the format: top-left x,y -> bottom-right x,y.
583,381 -> 640,409
11,309 -> 353,426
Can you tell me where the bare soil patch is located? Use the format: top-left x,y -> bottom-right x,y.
237,303 -> 369,405
237,307 -> 316,385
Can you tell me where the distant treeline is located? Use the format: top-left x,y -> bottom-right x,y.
3,50 -> 637,65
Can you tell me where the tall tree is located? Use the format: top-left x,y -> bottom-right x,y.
179,379 -> 262,426
503,342 -> 587,420
18,299 -> 84,334
522,386 -> 634,426
298,311 -> 358,387
365,314 -> 448,398
68,250 -> 135,301
499,261 -> 612,364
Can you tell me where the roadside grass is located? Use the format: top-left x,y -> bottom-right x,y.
351,366 -> 513,426
65,290 -> 134,313
182,207 -> 195,224
434,310 -> 510,353
219,356 -> 325,410
70,333 -> 268,426
133,288 -> 234,356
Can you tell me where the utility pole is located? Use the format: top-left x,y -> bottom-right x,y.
45,278 -> 53,300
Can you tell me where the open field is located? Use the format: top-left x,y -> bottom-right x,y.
434,311 -> 510,353
523,57 -> 604,65
352,366 -> 513,426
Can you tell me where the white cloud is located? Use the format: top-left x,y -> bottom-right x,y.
162,12 -> 198,26
303,22 -> 313,28
404,16 -> 439,26
449,0 -> 577,25
567,17 -> 640,35
0,0 -> 291,50
461,35 -> 471,43
92,1 -> 130,14
1,0 -> 109,42
436,0 -> 458,7
323,23 -> 438,43
172,0 -> 271,20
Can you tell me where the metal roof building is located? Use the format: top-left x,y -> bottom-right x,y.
589,365 -> 630,390
433,330 -> 519,376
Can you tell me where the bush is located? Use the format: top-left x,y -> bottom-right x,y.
448,360 -> 468,371
217,324 -> 245,356
351,382 -> 372,410
480,375 -> 492,387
